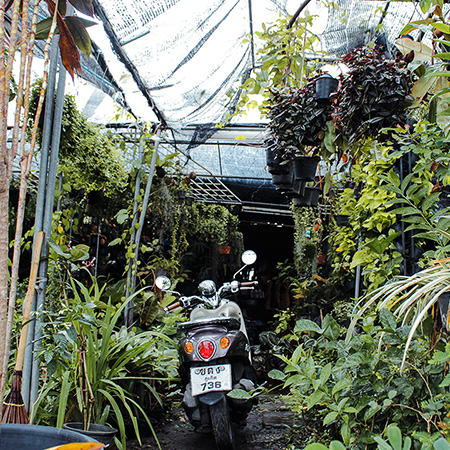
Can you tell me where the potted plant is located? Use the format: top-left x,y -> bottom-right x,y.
331,46 -> 413,146
266,81 -> 331,161
33,272 -> 176,449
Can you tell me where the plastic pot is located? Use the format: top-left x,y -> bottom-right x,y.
0,423 -> 97,450
292,156 -> 319,181
315,73 -> 339,102
63,422 -> 118,449
292,187 -> 322,207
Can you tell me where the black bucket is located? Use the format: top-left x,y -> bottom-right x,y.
0,423 -> 97,450
63,422 -> 118,449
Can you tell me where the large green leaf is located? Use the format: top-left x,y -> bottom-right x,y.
69,0 -> 94,16
65,16 -> 92,58
294,318 -> 322,334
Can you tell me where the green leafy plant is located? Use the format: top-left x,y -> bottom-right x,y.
269,310 -> 450,448
32,273 -> 177,450
266,82 -> 332,160
236,12 -> 323,117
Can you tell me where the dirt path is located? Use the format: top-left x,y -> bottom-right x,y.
127,394 -> 298,450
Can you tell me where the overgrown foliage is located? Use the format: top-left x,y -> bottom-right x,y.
332,47 -> 413,146
270,310 -> 450,450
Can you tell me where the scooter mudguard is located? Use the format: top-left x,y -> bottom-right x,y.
198,391 -> 227,406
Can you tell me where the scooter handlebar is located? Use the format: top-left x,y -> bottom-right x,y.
240,281 -> 258,288
164,301 -> 181,313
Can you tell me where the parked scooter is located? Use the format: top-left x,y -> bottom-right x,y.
156,250 -> 259,450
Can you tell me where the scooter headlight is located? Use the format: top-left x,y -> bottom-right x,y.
197,339 -> 216,360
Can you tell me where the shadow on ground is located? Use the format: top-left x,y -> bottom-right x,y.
127,394 -> 300,450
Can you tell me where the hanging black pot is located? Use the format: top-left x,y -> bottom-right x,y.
293,156 -> 320,182
266,148 -> 291,175
292,187 -> 322,207
335,214 -> 350,227
315,73 -> 339,102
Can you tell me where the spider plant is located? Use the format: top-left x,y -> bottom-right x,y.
346,258 -> 450,369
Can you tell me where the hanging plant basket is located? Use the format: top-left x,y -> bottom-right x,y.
292,187 -> 322,207
316,73 -> 339,102
267,81 -> 331,161
292,155 -> 320,182
271,161 -> 293,186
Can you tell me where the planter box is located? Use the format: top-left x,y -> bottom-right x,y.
292,156 -> 320,181
0,424 -> 97,450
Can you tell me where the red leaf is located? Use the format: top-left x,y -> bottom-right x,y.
44,0 -> 82,78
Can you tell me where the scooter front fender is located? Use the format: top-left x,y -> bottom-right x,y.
198,391 -> 227,406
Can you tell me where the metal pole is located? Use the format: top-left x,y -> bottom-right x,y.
125,128 -> 161,327
29,62 -> 67,415
94,221 -> 101,278
22,38 -> 59,412
247,0 -> 255,69
124,131 -> 145,326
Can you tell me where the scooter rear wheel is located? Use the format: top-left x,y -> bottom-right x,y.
209,397 -> 236,450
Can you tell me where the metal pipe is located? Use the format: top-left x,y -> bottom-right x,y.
22,37 -> 59,412
124,131 -> 145,325
125,128 -> 161,327
29,62 -> 67,414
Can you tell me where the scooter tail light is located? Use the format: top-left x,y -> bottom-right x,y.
220,336 -> 230,349
197,339 -> 215,360
184,341 -> 194,354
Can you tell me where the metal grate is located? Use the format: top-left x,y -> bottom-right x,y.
189,177 -> 241,204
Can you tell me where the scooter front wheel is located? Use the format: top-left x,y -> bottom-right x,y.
209,397 -> 236,450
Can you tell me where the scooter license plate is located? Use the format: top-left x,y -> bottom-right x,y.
190,364 -> 232,397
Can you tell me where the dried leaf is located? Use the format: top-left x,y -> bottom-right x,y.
44,0 -> 82,78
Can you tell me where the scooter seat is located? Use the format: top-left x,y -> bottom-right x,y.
178,316 -> 240,332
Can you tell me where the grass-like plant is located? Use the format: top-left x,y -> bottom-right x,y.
32,273 -> 177,450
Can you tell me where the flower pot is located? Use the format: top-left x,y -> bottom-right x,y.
63,422 -> 117,449
317,253 -> 326,265
266,147 -> 283,168
316,73 -> 339,102
266,152 -> 291,175
292,156 -> 319,182
219,245 -> 231,255
0,423 -> 97,450
292,187 -> 322,207
271,164 -> 293,186
335,214 -> 350,227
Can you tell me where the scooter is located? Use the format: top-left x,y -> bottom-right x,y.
156,250 -> 259,450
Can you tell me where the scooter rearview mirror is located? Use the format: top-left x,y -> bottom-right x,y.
155,275 -> 172,291
241,250 -> 257,266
